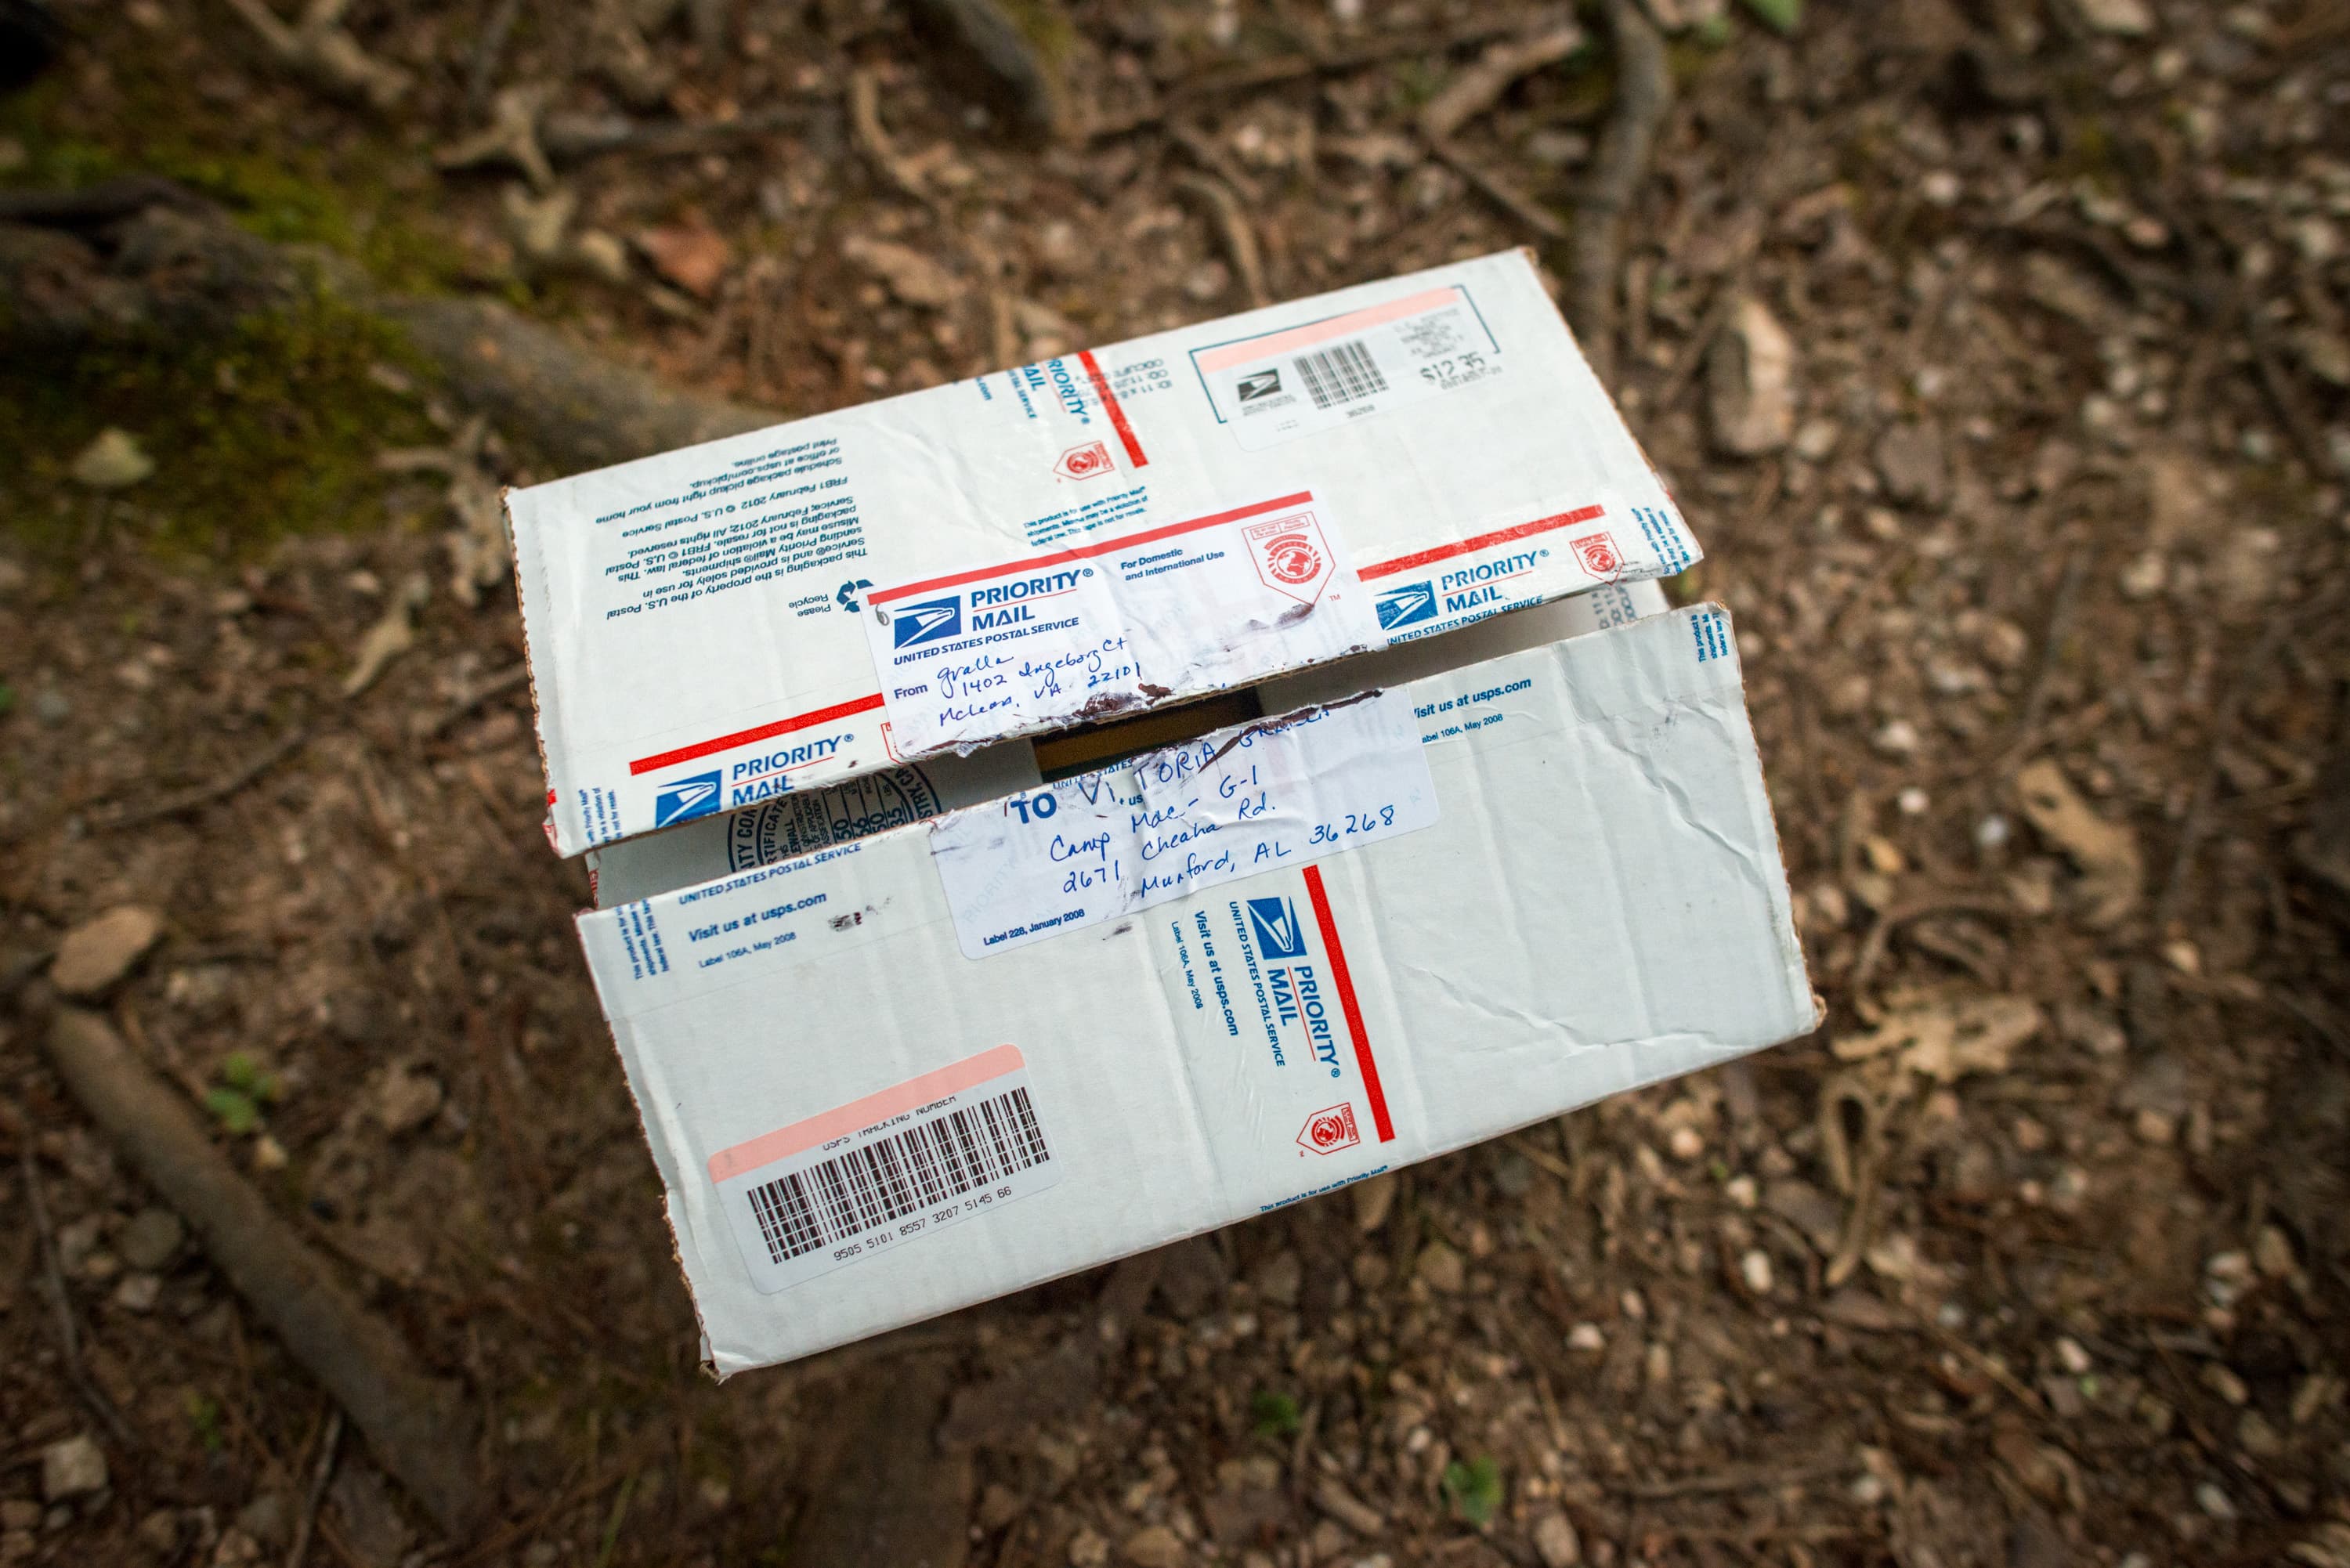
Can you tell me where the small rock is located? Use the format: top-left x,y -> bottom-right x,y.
2254,1224 -> 2297,1279
51,905 -> 166,998
41,1436 -> 107,1501
112,1273 -> 162,1313
631,222 -> 732,299
1415,1239 -> 1466,1295
2195,1481 -> 2236,1520
1872,721 -> 1920,757
1739,1248 -> 1774,1295
1873,421 -> 1949,509
1708,297 -> 1797,457
1667,1125 -> 1705,1162
1533,1509 -> 1582,1567
1793,417 -> 1840,461
977,1483 -> 1022,1532
70,428 -> 155,490
372,1062 -> 443,1136
1253,1249 -> 1303,1307
1123,1524 -> 1186,1568
841,234 -> 962,309
1567,1322 -> 1606,1353
1068,1526 -> 1110,1567
1725,1174 -> 1758,1209
34,685 -> 70,727
235,1492 -> 291,1551
2073,0 -> 2153,36
2054,1337 -> 2092,1375
118,1207 -> 185,1272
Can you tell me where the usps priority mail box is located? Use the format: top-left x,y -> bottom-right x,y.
512,249 -> 1700,857
576,606 -> 1815,1375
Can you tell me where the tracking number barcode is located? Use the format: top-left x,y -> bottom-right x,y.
1293,339 -> 1388,410
743,1086 -> 1051,1265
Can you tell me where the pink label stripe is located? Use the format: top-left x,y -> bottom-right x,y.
707,1044 -> 1027,1183
1194,286 -> 1463,373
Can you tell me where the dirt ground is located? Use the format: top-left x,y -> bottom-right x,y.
4,0 -> 2348,1565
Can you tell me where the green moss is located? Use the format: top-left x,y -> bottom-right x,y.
0,48 -> 460,294
0,288 -> 439,565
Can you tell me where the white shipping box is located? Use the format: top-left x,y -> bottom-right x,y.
584,580 -> 1668,907
512,250 -> 1700,857
577,606 -> 1815,1375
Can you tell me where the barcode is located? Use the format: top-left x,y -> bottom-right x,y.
1293,339 -> 1388,410
743,1086 -> 1051,1264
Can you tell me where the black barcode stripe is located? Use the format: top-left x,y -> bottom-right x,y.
742,1087 -> 1051,1264
1294,340 -> 1387,410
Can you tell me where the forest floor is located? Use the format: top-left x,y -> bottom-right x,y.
3,1 -> 2348,1566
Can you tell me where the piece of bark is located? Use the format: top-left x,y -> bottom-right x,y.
38,1009 -> 483,1536
1568,0 -> 1672,386
906,0 -> 1065,137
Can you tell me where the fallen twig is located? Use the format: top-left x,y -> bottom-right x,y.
539,107 -> 818,164
17,1139 -> 139,1451
1090,17 -> 1524,139
97,721 -> 317,830
39,1009 -> 483,1534
1849,894 -> 2018,996
464,0 -> 524,113
1568,0 -> 1672,385
1172,172 -> 1268,308
1612,1461 -> 1846,1499
223,0 -> 413,110
429,663 -> 531,738
1429,140 -> 1567,240
1418,22 -> 1585,143
848,68 -> 935,204
284,1408 -> 342,1568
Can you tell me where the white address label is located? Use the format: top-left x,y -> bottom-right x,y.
927,688 -> 1439,959
860,492 -> 1381,757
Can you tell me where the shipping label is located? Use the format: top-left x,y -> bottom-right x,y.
709,1045 -> 1061,1294
927,688 -> 1437,959
861,492 -> 1380,757
1188,284 -> 1505,451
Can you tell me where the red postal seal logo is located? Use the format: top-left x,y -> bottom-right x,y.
1297,1103 -> 1361,1155
1055,440 -> 1114,480
1571,531 -> 1623,579
1244,510 -> 1336,605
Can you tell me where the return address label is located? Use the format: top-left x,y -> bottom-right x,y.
927,690 -> 1437,959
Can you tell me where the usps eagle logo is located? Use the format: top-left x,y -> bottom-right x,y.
1242,509 -> 1335,605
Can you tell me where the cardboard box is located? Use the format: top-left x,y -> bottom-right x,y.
512,249 -> 1700,857
577,605 -> 1815,1375
584,580 -> 1668,907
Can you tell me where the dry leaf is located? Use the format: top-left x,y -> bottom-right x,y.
841,234 -> 964,309
632,222 -> 733,299
2016,759 -> 2142,927
1833,988 -> 2043,1082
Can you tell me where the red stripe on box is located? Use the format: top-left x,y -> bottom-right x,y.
1078,349 -> 1148,468
1302,863 -> 1393,1144
627,692 -> 888,776
866,492 -> 1315,606
1358,504 -> 1607,581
